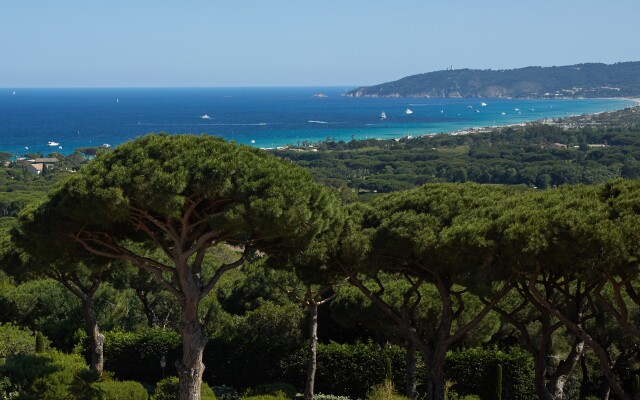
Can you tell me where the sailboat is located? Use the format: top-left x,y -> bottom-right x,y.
405,108 -> 413,115
380,112 -> 387,120
200,114 -> 211,119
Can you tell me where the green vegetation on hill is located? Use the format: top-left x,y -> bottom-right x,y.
273,106 -> 640,193
346,62 -> 640,98
2,115 -> 640,400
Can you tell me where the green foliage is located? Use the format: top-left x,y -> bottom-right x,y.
273,106 -> 640,192
366,380 -> 407,400
101,328 -> 181,384
309,395 -> 352,400
244,383 -> 296,399
0,323 -> 37,357
70,368 -> 104,400
212,385 -> 240,400
494,364 -> 502,400
280,342 -> 406,399
206,302 -> 304,390
152,377 -> 216,400
347,62 -> 640,98
241,396 -> 287,400
35,331 -> 45,353
444,347 -> 535,400
0,350 -> 87,400
0,278 -> 82,352
97,379 -> 149,400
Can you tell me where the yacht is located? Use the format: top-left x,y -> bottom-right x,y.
47,141 -> 60,146
405,108 -> 413,115
103,144 -> 111,148
481,102 -> 488,107
380,112 -> 387,120
200,114 -> 211,119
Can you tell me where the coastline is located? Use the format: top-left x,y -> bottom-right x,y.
1,91 -> 636,157
415,98 -> 640,140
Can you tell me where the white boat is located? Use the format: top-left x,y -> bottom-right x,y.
200,114 -> 211,119
466,105 -> 473,109
380,112 -> 387,120
514,108 -> 520,111
405,108 -> 413,115
103,144 -> 111,148
481,102 -> 487,107
250,140 -> 256,144
501,112 -> 506,115
47,141 -> 60,146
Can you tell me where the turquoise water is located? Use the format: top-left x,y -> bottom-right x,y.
0,87 -> 634,156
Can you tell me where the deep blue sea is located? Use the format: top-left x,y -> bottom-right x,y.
0,87 -> 635,156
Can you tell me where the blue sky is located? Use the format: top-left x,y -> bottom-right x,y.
2,0 -> 639,88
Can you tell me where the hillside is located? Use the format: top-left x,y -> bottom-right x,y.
346,62 -> 640,99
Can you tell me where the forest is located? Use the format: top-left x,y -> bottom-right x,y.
0,110 -> 639,400
273,106 -> 640,194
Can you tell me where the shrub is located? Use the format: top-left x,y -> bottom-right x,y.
244,383 -> 297,399
98,379 -> 149,400
367,380 -> 407,400
206,303 -> 304,390
444,347 -> 535,400
213,385 -> 240,400
242,396 -> 288,400
0,350 -> 87,400
103,328 -> 181,384
280,341 -> 407,399
0,323 -> 38,357
153,376 -> 216,400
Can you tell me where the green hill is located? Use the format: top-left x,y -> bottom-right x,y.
346,62 -> 640,98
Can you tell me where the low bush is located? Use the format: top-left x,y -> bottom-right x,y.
1,350 -> 87,400
0,322 -> 40,357
367,380 -> 408,400
242,395 -> 288,400
98,379 -> 149,400
153,376 -> 216,400
244,382 -> 297,399
213,385 -> 240,400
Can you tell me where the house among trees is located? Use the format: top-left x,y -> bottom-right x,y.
26,163 -> 44,175
24,158 -> 58,176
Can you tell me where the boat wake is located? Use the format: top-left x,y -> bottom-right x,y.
308,120 -> 330,124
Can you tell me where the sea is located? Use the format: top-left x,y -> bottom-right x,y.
0,87 -> 635,157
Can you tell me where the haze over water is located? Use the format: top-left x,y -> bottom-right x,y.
0,87 -> 634,157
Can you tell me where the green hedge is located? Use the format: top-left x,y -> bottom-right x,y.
103,328 -> 181,384
0,350 -> 87,400
280,341 -> 407,399
445,347 -> 535,400
98,380 -> 149,400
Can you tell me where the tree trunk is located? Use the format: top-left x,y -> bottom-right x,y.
431,346 -> 447,400
304,302 -> 319,400
534,351 -> 554,400
549,339 -> 584,400
82,298 -> 104,373
405,342 -> 417,399
136,289 -> 157,328
178,294 -> 208,400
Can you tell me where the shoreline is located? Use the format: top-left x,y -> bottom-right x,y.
3,96 -> 636,157
415,98 -> 640,140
